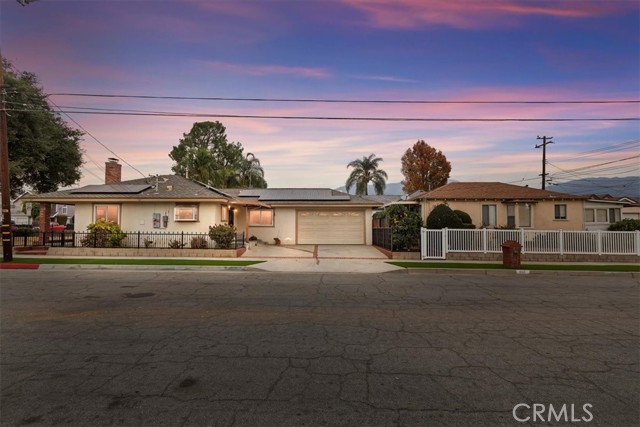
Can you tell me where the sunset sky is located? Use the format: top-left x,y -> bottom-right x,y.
2,0 -> 639,192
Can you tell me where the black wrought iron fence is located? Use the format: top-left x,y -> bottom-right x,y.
372,227 -> 393,250
11,230 -> 245,250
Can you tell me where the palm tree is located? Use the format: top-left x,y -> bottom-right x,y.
345,154 -> 388,196
237,153 -> 267,188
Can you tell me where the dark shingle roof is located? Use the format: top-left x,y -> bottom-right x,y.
26,175 -> 232,201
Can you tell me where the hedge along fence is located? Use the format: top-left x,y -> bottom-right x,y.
11,230 -> 245,250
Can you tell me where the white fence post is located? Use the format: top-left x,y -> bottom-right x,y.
636,230 -> 640,257
483,228 -> 487,253
520,228 -> 525,254
597,230 -> 602,255
559,230 -> 564,255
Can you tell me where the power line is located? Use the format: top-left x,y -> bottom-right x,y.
47,92 -> 640,105
7,107 -> 639,122
47,100 -> 147,179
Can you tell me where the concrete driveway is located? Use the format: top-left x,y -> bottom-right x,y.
242,243 -> 388,259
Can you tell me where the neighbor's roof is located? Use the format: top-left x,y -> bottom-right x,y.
408,182 -> 586,201
24,175 -> 233,202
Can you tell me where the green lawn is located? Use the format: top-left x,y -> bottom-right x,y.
387,261 -> 639,273
9,258 -> 264,267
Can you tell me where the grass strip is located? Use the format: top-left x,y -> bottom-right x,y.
10,258 -> 263,267
387,261 -> 639,273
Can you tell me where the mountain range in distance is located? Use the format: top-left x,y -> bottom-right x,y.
337,177 -> 639,199
548,176 -> 640,199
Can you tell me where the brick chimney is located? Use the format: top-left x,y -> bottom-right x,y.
105,158 -> 122,184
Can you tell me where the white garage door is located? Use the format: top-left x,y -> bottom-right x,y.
297,210 -> 365,244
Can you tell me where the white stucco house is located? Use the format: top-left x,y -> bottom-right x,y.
25,160 -> 381,245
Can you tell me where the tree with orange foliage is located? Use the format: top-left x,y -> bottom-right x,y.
401,140 -> 451,194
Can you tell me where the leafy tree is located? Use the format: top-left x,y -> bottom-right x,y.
4,59 -> 84,198
169,121 -> 267,188
401,140 -> 451,194
426,204 -> 463,229
384,204 -> 422,251
345,154 -> 388,196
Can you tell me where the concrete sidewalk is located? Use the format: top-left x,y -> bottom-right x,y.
246,258 -> 404,273
242,243 -> 389,259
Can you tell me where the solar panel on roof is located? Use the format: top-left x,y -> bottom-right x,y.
70,184 -> 152,194
238,189 -> 351,201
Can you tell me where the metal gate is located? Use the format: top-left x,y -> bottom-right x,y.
421,228 -> 446,259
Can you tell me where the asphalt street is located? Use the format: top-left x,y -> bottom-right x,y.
0,269 -> 638,427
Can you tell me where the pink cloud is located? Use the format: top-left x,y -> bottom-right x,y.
201,60 -> 332,79
341,0 -> 628,30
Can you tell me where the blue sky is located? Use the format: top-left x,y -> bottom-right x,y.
2,0 -> 639,191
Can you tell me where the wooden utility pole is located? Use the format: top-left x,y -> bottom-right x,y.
0,54 -> 13,261
536,135 -> 553,190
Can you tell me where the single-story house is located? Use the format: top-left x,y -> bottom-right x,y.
408,182 -> 587,230
24,159 -> 381,245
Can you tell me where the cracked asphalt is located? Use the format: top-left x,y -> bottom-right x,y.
0,269 -> 638,427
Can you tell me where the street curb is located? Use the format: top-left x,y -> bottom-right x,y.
37,264 -> 249,271
405,268 -> 639,278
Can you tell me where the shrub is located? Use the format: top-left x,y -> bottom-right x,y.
190,236 -> 208,249
384,204 -> 422,251
168,239 -> 185,249
208,224 -> 237,249
80,220 -> 126,248
453,209 -> 472,225
608,219 -> 640,231
426,204 -> 463,229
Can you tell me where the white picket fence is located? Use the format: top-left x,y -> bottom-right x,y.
421,228 -> 640,259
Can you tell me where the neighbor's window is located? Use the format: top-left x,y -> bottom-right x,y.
481,205 -> 497,227
60,205 -> 68,215
608,208 -> 621,223
174,204 -> 199,221
95,205 -> 120,224
506,204 -> 516,228
518,204 -> 531,227
249,209 -> 273,226
554,204 -> 567,220
585,208 -> 608,223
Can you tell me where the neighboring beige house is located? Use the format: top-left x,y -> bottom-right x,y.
25,159 -> 380,245
408,182 -> 587,230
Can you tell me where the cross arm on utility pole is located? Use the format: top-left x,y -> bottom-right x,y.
535,135 -> 554,190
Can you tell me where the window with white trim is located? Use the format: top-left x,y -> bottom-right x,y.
249,209 -> 273,226
481,205 -> 497,227
609,208 -> 621,223
518,204 -> 531,227
585,208 -> 608,223
554,204 -> 567,220
94,205 -> 120,224
174,204 -> 199,221
221,205 -> 229,222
